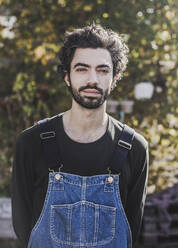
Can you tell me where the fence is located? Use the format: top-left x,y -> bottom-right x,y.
139,183 -> 178,248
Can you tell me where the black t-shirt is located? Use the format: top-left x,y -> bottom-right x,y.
11,113 -> 149,248
58,113 -> 116,176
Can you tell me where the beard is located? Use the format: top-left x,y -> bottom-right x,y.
68,81 -> 110,109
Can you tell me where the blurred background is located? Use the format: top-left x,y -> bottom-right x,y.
0,0 -> 177,247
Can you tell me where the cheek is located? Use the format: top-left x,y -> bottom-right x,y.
101,76 -> 113,88
70,72 -> 88,84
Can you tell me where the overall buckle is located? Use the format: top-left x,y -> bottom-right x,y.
40,131 -> 56,139
118,140 -> 132,150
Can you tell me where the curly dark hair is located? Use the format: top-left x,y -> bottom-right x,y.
58,24 -> 129,89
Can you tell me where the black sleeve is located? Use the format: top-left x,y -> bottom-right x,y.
11,132 -> 33,247
126,140 -> 149,247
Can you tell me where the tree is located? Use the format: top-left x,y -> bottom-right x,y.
0,0 -> 177,196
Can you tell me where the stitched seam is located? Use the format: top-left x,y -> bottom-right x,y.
50,201 -> 116,246
53,180 -> 64,191
94,205 -> 99,243
115,178 -> 132,248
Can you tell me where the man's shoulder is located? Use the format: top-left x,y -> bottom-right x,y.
109,115 -> 148,152
18,114 -> 62,143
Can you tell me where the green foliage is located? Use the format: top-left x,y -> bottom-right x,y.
0,0 -> 177,196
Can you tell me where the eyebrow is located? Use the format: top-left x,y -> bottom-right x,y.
73,63 -> 89,68
73,63 -> 111,69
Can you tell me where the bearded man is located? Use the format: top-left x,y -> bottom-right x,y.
12,24 -> 149,248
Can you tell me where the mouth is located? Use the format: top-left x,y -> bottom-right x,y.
82,89 -> 101,97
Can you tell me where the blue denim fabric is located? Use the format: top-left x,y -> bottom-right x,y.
27,172 -> 132,248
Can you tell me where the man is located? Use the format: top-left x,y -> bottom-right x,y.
12,24 -> 149,248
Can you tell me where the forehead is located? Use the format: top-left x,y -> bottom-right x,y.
71,48 -> 113,68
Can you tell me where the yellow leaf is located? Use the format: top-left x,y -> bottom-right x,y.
141,39 -> 147,45
168,129 -> 177,136
132,49 -> 139,58
83,5 -> 92,12
133,119 -> 138,126
161,139 -> 170,146
34,46 -> 45,59
103,13 -> 109,18
58,0 -> 66,7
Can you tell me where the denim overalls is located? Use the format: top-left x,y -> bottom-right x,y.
27,117 -> 135,248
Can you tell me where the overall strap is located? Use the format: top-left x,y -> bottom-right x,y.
38,118 -> 61,170
110,124 -> 135,173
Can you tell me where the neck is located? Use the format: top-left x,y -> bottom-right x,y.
62,100 -> 109,142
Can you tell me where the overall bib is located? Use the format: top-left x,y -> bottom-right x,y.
27,117 -> 135,248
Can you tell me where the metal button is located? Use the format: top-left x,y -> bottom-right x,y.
108,176 -> 113,183
55,174 -> 61,180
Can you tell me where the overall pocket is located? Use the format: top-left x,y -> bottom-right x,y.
50,200 -> 116,246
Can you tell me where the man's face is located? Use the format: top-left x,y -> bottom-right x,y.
65,48 -> 115,109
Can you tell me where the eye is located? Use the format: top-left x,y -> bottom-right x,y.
76,68 -> 87,72
98,69 -> 109,73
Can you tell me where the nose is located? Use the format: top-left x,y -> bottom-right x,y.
87,69 -> 99,85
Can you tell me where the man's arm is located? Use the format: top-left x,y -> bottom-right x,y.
11,132 -> 33,247
126,139 -> 149,247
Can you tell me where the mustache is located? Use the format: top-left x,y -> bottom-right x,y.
79,85 -> 103,94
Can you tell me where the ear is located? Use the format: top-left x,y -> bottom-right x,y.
111,74 -> 119,91
113,74 -> 119,82
64,71 -> 70,87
